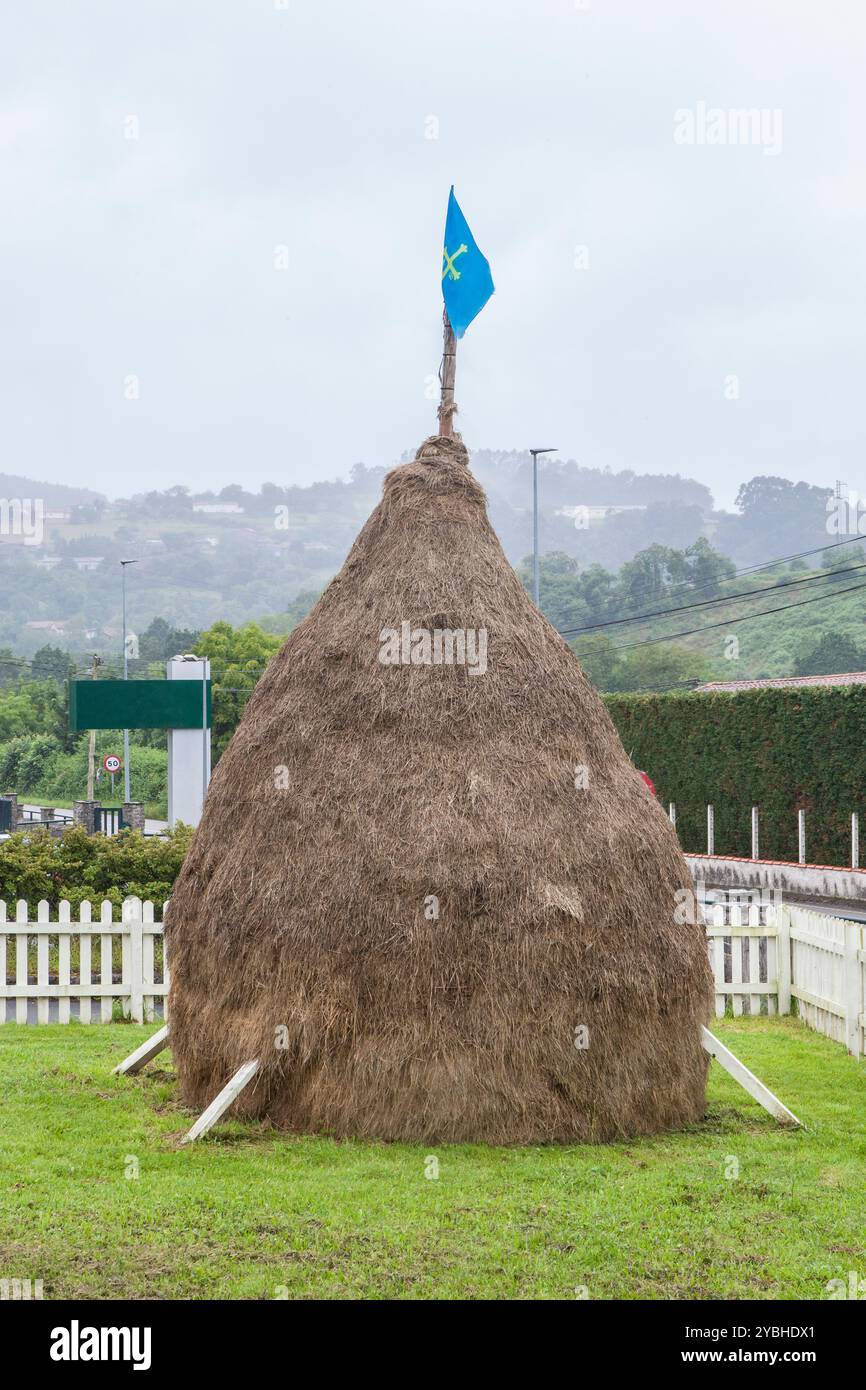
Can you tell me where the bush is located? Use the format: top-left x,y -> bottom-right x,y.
0,823 -> 193,913
0,734 -> 60,790
605,685 -> 866,865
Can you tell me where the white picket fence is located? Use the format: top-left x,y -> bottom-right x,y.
706,902 -> 866,1057
0,897 -> 864,1059
0,897 -> 167,1025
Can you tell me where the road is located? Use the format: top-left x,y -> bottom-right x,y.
20,805 -> 169,835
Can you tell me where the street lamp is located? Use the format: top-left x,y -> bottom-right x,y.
120,559 -> 138,804
529,447 -> 557,608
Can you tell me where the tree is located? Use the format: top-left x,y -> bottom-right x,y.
30,645 -> 74,684
0,679 -> 67,743
195,621 -> 282,758
618,545 -> 680,610
219,484 -> 247,506
517,552 -> 594,631
820,544 -> 865,578
572,634 -> 621,690
716,476 -> 834,568
793,632 -> 866,677
681,537 -> 736,595
138,618 -> 201,662
610,643 -> 710,693
0,647 -> 22,687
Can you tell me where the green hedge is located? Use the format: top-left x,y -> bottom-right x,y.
0,824 -> 193,913
605,686 -> 866,866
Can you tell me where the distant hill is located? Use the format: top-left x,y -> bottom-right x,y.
0,473 -> 105,509
471,449 -> 714,512
0,457 -> 846,673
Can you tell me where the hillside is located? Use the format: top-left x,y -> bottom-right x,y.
0,455 -> 847,682
0,473 -> 104,510
0,451 -> 716,656
562,552 -> 866,689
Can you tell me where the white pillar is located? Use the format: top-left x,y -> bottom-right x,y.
167,656 -> 211,828
798,809 -> 806,865
707,804 -> 715,856
852,812 -> 859,870
751,806 -> 759,861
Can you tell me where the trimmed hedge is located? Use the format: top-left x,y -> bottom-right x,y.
605,686 -> 866,866
0,823 -> 193,913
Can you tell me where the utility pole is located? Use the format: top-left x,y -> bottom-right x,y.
529,447 -> 557,608
86,654 -> 102,800
120,559 -> 138,804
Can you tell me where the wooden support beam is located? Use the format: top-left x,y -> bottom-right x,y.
701,1026 -> 801,1126
180,1059 -> 261,1145
113,1023 -> 169,1075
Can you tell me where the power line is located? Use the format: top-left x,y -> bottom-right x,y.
541,533 -> 863,629
572,576 -> 866,655
558,560 -> 866,637
551,535 -> 863,630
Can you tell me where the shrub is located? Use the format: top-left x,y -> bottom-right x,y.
0,734 -> 59,790
605,685 -> 866,865
0,823 -> 193,913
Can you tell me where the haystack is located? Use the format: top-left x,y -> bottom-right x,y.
167,434 -> 712,1143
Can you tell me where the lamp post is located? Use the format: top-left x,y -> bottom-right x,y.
529,447 -> 557,608
120,559 -> 138,804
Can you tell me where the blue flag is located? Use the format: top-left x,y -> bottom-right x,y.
441,187 -> 494,338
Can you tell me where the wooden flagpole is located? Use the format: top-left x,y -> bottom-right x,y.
438,309 -> 457,437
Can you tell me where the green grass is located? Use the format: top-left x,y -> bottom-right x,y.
0,1018 -> 863,1300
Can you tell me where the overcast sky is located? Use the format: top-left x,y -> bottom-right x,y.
2,0 -> 864,509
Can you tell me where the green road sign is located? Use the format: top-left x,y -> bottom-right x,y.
69,680 -> 212,732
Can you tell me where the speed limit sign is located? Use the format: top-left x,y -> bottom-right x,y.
103,754 -> 123,774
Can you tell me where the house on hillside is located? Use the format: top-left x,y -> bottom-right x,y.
556,503 -> 648,529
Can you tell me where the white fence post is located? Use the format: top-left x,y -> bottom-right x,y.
0,901 -> 6,1024
852,812 -> 859,870
707,804 -> 714,856
844,924 -> 862,1059
15,900 -> 27,1025
776,907 -> 792,1016
125,896 -> 144,1025
57,899 -> 71,1024
751,807 -> 759,861
798,809 -> 806,865
0,898 -> 166,1025
36,900 -> 50,1025
668,802 -> 676,828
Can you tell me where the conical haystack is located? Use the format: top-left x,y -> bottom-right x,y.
167,435 -> 712,1143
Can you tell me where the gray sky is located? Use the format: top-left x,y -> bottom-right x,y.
2,0 -> 864,509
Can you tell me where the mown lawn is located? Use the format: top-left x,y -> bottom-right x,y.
0,1018 -> 863,1300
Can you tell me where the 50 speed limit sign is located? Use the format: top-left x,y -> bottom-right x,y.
103,755 -> 123,774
